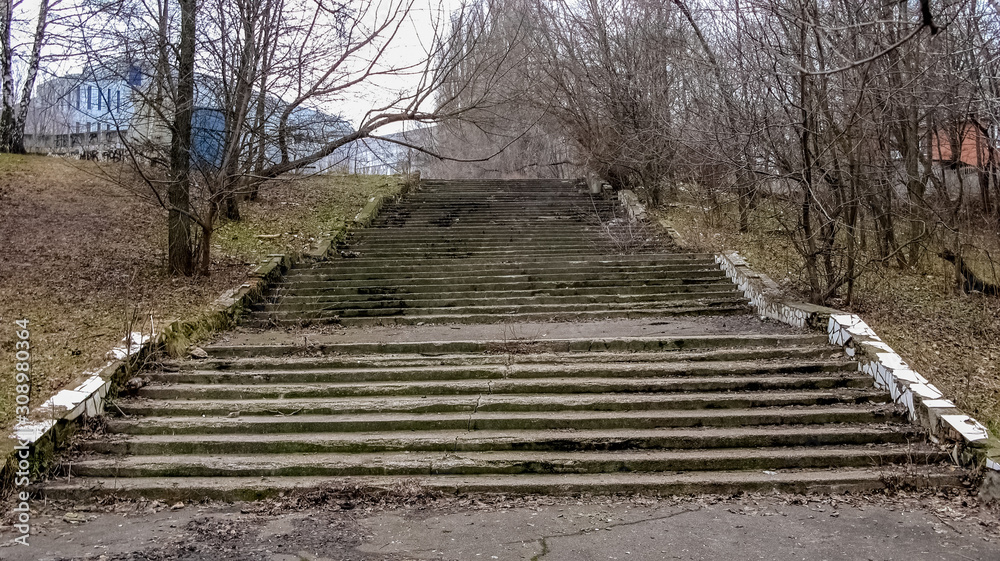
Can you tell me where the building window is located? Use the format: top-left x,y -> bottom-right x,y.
75,122 -> 81,133
116,90 -> 120,110
75,87 -> 81,109
97,88 -> 102,110
87,86 -> 92,110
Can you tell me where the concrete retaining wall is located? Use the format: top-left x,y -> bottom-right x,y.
714,250 -> 1000,500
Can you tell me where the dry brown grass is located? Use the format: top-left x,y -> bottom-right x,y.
665,196 -> 1000,433
0,154 -> 401,430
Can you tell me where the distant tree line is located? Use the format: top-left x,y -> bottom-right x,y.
431,0 -> 1000,304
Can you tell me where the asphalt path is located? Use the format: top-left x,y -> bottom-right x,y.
2,490 -> 998,560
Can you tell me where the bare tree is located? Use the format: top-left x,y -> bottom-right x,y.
1,0 -> 57,153
65,0 -> 523,275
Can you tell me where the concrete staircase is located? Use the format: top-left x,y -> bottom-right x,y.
46,179 -> 959,500
246,179 -> 747,326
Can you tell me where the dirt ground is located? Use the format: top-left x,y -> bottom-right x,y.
0,154 -> 401,430
1,487 -> 998,560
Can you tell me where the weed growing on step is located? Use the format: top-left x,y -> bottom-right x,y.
486,323 -> 543,366
589,195 -> 663,254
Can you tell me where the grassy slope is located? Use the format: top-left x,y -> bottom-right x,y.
666,199 -> 1000,433
0,154 -> 401,429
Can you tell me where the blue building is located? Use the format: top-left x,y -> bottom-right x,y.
25,64 -> 354,172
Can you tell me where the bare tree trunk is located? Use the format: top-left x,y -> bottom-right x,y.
0,0 -> 17,153
797,0 -> 822,303
199,204 -> 216,276
168,0 -> 197,276
8,0 -> 51,154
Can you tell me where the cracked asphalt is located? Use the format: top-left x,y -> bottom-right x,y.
2,490 -> 999,560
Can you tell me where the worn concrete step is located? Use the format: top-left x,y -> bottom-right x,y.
105,406 -> 903,436
256,291 -> 743,313
277,268 -> 727,283
352,226 -> 671,236
271,274 -> 729,294
340,242 -> 620,253
304,253 -> 712,267
151,358 -> 853,385
372,209 -> 608,218
372,204 -> 604,212
202,334 -> 832,358
371,217 -> 605,227
344,229 -> 639,241
286,262 -> 723,279
364,222 -> 615,231
62,467 -> 945,500
177,345 -> 843,372
269,283 -> 737,301
63,445 -> 947,479
279,271 -> 728,287
386,205 -> 605,211
79,425 -> 922,456
136,373 -> 872,400
250,298 -> 747,321
249,305 -> 751,326
309,253 -> 711,268
272,277 -> 728,296
116,389 -> 888,417
329,248 -> 666,259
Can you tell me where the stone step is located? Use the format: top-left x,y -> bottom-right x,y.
202,334 -> 833,358
372,206 -> 612,216
78,424 -> 922,456
337,243 -> 655,254
177,345 -> 842,372
255,291 -> 743,313
272,270 -> 729,288
288,261 -> 722,278
105,406 -> 902,436
329,247 -> 662,259
40,468 -> 962,501
116,389 -> 888,417
371,215 -> 607,224
275,269 -> 728,285
150,357 -> 853,385
351,229 -> 615,237
353,224 -> 670,234
135,373 -> 872,400
251,298 -> 749,320
269,282 -> 737,301
367,219 -> 617,229
64,445 -> 946,479
317,252 -> 706,264
248,304 -> 750,326
271,277 -> 729,296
